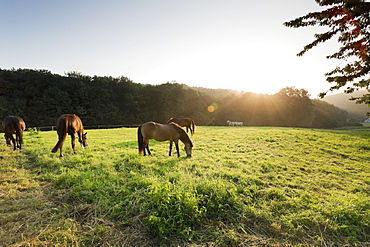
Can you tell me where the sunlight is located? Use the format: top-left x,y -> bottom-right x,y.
130,34 -> 340,97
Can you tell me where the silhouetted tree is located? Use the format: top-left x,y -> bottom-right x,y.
275,87 -> 314,127
284,0 -> 370,104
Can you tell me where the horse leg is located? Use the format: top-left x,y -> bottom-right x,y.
169,141 -> 173,156
77,132 -> 83,149
9,134 -> 16,150
4,133 -> 16,150
144,139 -> 151,156
15,133 -> 20,149
175,140 -> 180,157
51,133 -> 66,157
59,137 -> 66,157
71,133 -> 77,154
4,133 -> 10,146
145,144 -> 151,156
19,131 -> 24,149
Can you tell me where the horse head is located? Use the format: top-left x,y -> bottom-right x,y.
184,143 -> 193,157
81,132 -> 88,148
178,126 -> 193,157
4,134 -> 10,145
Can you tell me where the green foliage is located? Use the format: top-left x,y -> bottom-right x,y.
145,181 -> 206,239
0,69 -> 349,128
284,0 -> 370,103
317,194 -> 370,239
26,127 -> 40,136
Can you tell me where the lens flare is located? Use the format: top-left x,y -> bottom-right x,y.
208,105 -> 215,112
208,103 -> 218,113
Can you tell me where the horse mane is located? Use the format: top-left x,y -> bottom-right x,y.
167,117 -> 177,124
182,131 -> 194,147
170,122 -> 193,147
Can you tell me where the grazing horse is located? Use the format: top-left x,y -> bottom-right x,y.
138,121 -> 193,157
227,120 -> 244,126
51,114 -> 88,157
2,116 -> 26,150
167,117 -> 195,135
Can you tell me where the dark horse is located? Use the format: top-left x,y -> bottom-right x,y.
51,114 -> 88,157
138,121 -> 193,157
2,116 -> 26,150
167,117 -> 195,135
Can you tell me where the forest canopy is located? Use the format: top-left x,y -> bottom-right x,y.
0,68 -> 349,129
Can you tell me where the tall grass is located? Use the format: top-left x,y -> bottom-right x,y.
1,126 -> 370,246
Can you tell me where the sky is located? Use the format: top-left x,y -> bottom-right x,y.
0,0 -> 345,98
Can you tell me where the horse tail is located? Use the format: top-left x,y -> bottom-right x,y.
14,121 -> 24,147
51,142 -> 61,153
191,120 -> 195,135
137,125 -> 144,155
51,118 -> 67,153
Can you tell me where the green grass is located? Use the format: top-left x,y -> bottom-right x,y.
1,126 -> 370,246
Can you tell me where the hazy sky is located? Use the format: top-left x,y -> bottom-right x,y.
1,0 -> 344,97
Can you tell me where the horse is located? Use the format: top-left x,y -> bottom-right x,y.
167,117 -> 195,135
138,121 -> 193,157
51,114 -> 88,157
227,120 -> 244,127
2,116 -> 26,150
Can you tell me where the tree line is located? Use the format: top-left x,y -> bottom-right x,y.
0,68 -> 348,129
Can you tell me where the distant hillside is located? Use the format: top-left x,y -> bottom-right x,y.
323,90 -> 369,121
191,86 -> 245,98
0,68 -> 356,128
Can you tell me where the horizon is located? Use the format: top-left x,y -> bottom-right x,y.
2,66 -> 354,99
1,0 -> 350,97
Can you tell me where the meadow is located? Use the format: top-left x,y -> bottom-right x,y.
0,126 -> 369,246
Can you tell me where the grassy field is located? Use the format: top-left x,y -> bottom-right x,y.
0,126 -> 369,246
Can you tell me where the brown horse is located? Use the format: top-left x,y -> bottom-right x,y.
2,116 -> 26,150
51,114 -> 88,157
167,117 -> 195,135
138,121 -> 193,157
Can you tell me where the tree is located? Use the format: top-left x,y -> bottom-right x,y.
275,87 -> 314,127
0,68 -> 350,128
284,0 -> 370,104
